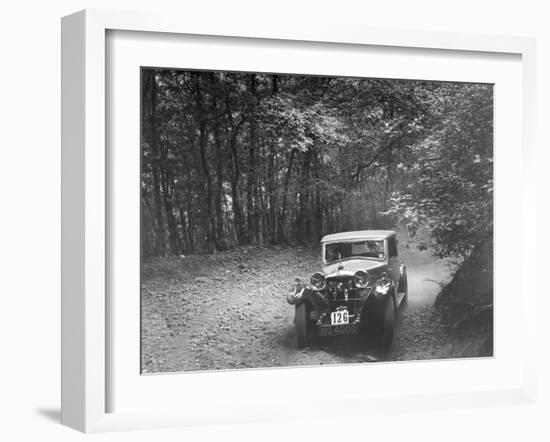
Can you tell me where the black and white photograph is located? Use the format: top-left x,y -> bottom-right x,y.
3,0 -> 548,438
140,68 -> 493,373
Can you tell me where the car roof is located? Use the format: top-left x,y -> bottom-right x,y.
321,230 -> 396,243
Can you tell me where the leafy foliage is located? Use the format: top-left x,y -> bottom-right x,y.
141,70 -> 492,261
384,84 -> 493,258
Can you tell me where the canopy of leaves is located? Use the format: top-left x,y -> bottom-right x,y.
384,84 -> 493,258
141,70 -> 492,261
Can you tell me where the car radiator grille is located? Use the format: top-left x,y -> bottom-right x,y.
326,279 -> 361,317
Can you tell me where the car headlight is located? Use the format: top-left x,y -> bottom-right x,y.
353,270 -> 369,288
310,272 -> 326,290
374,280 -> 392,296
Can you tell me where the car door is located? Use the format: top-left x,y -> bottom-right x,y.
387,236 -> 401,305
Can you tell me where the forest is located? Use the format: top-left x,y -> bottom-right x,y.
141,69 -> 493,262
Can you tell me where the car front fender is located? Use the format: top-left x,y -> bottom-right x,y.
287,282 -> 330,314
286,284 -> 306,305
372,278 -> 397,301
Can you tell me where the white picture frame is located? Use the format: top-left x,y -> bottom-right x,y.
61,9 -> 537,433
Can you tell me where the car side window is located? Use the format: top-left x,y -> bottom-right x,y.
388,237 -> 398,258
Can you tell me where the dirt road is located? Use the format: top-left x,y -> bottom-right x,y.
141,231 -> 466,374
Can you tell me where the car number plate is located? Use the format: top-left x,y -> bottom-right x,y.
331,310 -> 349,325
318,324 -> 359,336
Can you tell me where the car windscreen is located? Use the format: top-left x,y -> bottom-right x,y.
324,240 -> 385,263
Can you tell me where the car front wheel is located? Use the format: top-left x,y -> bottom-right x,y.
295,303 -> 310,348
398,267 -> 408,305
380,296 -> 396,350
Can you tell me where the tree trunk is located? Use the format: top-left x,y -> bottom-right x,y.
160,169 -> 180,254
247,74 -> 258,244
194,74 -> 216,252
144,70 -> 166,256
212,122 -> 226,250
267,74 -> 279,243
198,121 -> 215,252
185,186 -> 195,253
278,147 -> 296,242
176,199 -> 189,252
226,107 -> 247,245
266,141 -> 276,244
297,149 -> 313,242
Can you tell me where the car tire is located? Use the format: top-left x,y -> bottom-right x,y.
398,267 -> 408,306
295,303 -> 310,348
380,296 -> 396,350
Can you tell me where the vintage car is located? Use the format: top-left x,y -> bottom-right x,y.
287,230 -> 408,349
